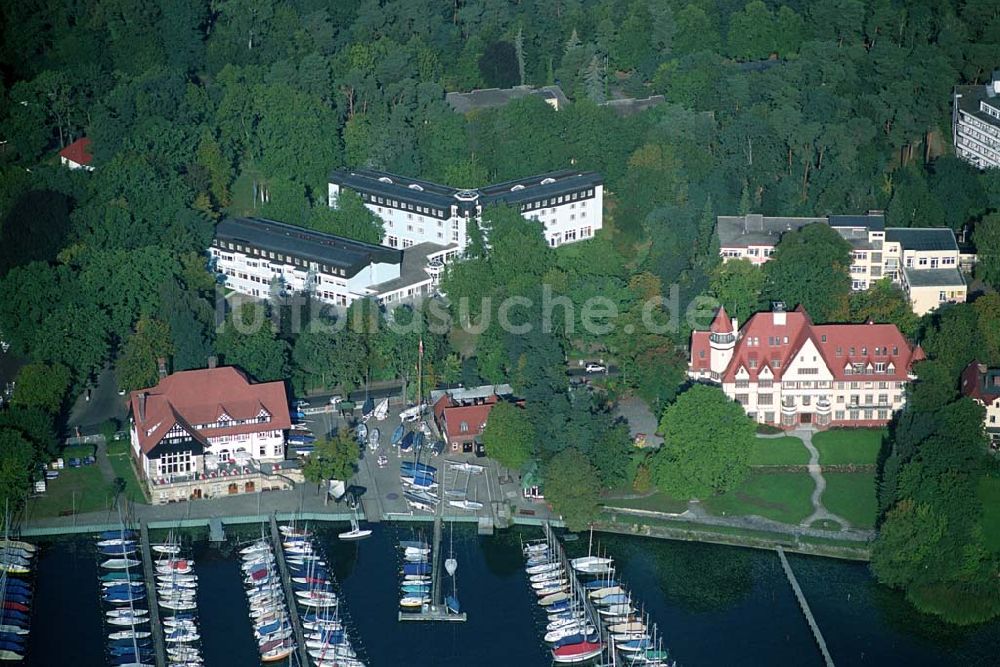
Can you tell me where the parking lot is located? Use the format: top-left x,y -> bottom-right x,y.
293,399 -> 511,523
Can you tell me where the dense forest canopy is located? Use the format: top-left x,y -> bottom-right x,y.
1,0 -> 1000,623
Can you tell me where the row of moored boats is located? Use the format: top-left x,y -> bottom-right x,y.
279,524 -> 365,667
523,540 -> 676,665
154,535 -> 203,666
240,532 -> 297,662
0,539 -> 36,661
397,538 -> 432,611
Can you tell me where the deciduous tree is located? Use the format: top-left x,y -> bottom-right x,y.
12,362 -> 71,413
763,223 -> 852,323
543,447 -> 601,531
652,385 -> 754,498
482,401 -> 535,471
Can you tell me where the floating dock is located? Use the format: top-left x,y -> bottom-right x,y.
138,520 -> 167,667
777,546 -> 835,666
398,501 -> 466,622
268,514 -> 310,665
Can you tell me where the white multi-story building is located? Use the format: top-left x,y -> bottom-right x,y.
689,303 -> 923,429
961,361 -> 1000,448
953,71 -> 1000,169
328,169 -> 603,251
717,212 -> 968,315
128,365 -> 296,504
210,217 -> 457,308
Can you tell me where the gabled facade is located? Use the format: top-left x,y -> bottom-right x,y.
716,213 -> 967,315
128,365 -> 294,503
960,361 -> 1000,448
689,304 -> 920,428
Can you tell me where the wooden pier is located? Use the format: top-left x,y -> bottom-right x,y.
398,502 -> 466,622
268,514 -> 310,666
138,520 -> 167,667
208,517 -> 225,542
777,546 -> 835,667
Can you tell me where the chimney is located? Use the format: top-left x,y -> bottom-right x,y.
208,355 -> 218,369
157,357 -> 168,379
731,317 -> 738,333
138,392 -> 147,422
772,301 -> 786,326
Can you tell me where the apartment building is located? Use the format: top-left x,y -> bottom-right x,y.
717,212 -> 967,315
328,169 -> 603,251
688,303 -> 922,429
953,71 -> 1000,169
960,361 -> 1000,448
210,217 -> 457,308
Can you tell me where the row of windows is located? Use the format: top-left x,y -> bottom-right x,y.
520,189 -> 595,212
835,410 -> 890,421
362,193 -> 445,217
157,451 -> 193,476
214,240 -> 349,277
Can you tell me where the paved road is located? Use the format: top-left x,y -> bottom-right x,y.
67,366 -> 127,434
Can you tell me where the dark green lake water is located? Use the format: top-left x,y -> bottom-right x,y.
22,524 -> 1000,666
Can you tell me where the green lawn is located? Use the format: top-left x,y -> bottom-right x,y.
604,492 -> 688,514
822,472 -> 878,528
977,475 -> 1000,553
750,436 -> 809,465
29,464 -> 114,518
702,472 -> 814,525
813,429 -> 884,465
61,444 -> 96,460
106,439 -> 146,503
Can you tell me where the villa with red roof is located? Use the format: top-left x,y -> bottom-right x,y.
688,303 -> 922,428
128,364 -> 297,503
960,361 -> 1000,448
58,137 -> 93,171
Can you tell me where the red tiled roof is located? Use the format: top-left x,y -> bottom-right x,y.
961,361 -> 1000,402
433,394 -> 498,439
128,367 -> 290,455
695,307 -> 916,383
690,331 -> 712,372
710,306 -> 732,333
59,137 -> 92,165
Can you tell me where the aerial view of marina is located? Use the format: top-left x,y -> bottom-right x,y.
2,0 -> 1000,665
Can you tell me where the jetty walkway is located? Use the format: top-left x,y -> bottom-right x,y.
777,546 -> 834,666
138,520 -> 167,667
268,514 -> 309,666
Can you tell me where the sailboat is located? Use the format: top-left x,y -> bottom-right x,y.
337,506 -> 372,541
447,473 -> 483,511
372,397 -> 389,421
442,520 -> 460,614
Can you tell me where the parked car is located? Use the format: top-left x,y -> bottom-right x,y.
584,362 -> 607,373
68,458 -> 82,468
293,399 -> 310,408
328,395 -> 344,406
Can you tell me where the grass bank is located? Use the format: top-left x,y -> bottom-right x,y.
813,428 -> 884,465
